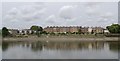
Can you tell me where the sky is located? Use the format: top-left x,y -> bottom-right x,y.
1,0 -> 120,2
2,2 -> 118,29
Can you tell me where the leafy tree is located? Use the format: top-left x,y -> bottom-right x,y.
106,24 -> 120,33
30,25 -> 43,31
50,32 -> 55,35
30,25 -> 43,36
91,30 -> 94,34
41,31 -> 48,34
2,27 -> 10,37
78,29 -> 81,34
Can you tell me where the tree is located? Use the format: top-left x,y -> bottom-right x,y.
106,24 -> 120,33
78,29 -> 81,34
91,30 -> 94,34
30,25 -> 43,35
30,25 -> 43,37
38,27 -> 43,31
30,25 -> 43,31
41,31 -> 47,34
2,27 -> 10,37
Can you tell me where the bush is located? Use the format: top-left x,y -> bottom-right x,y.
104,34 -> 120,37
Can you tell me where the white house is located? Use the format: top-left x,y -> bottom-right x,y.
104,29 -> 110,33
88,27 -> 93,34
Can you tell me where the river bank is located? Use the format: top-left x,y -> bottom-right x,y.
2,37 -> 119,42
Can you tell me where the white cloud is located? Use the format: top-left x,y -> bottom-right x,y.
100,12 -> 114,18
4,3 -> 46,22
4,8 -> 21,22
2,2 -> 117,29
85,3 -> 99,8
97,12 -> 115,23
46,15 -> 56,24
8,8 -> 20,15
59,5 -> 77,19
86,7 -> 98,15
85,3 -> 100,16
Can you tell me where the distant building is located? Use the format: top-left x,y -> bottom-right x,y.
20,29 -> 32,35
44,26 -> 104,34
8,26 -> 105,36
20,29 -> 37,35
81,27 -> 89,34
8,29 -> 19,36
92,27 -> 104,34
44,26 -> 82,33
104,29 -> 110,33
88,27 -> 93,34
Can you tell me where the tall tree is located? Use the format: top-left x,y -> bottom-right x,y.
30,25 -> 43,31
106,24 -> 120,33
30,25 -> 43,36
2,27 -> 10,37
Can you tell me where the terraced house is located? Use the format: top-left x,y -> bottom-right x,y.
44,26 -> 82,33
44,26 -> 104,34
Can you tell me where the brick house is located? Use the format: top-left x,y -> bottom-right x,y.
44,26 -> 82,33
80,27 -> 89,34
44,26 -> 104,34
92,27 -> 104,34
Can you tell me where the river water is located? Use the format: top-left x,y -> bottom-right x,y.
0,45 -> 1,60
2,41 -> 119,59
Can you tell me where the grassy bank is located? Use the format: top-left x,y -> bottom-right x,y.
2,34 -> 119,42
3,36 -> 119,42
6,34 -> 105,38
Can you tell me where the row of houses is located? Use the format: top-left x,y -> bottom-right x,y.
8,29 -> 37,36
44,26 -> 81,33
8,26 -> 109,36
43,26 -> 108,34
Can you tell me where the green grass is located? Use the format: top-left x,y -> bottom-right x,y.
37,34 -> 105,38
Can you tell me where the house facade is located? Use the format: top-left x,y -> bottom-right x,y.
8,26 -> 105,36
44,26 -> 82,33
80,27 -> 89,34
8,29 -> 19,36
19,29 -> 37,35
44,26 -> 104,34
92,27 -> 104,34
103,29 -> 110,33
8,29 -> 38,36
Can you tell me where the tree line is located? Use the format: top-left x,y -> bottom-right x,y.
2,24 -> 120,37
106,24 -> 120,34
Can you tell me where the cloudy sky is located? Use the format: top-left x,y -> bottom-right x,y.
2,2 -> 118,29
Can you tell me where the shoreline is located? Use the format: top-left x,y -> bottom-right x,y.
2,37 -> 119,42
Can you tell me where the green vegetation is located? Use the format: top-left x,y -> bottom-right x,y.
0,29 -> 2,35
106,24 -> 120,33
30,25 -> 43,36
30,25 -> 43,31
2,27 -> 10,37
3,24 -> 120,38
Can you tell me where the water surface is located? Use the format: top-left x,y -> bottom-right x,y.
2,41 -> 119,59
0,45 -> 2,60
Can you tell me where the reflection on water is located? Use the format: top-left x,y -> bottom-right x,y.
0,45 -> 1,60
2,41 -> 119,59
